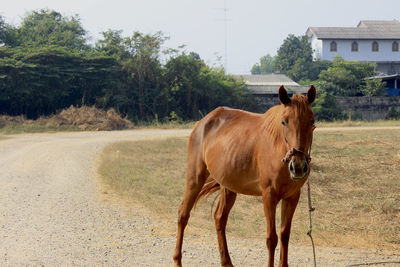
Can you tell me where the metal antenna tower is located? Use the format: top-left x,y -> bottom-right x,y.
223,0 -> 228,71
215,0 -> 230,71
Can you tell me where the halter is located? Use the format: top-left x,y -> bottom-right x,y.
282,125 -> 316,163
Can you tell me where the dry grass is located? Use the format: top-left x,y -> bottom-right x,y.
308,130 -> 400,250
46,106 -> 134,131
135,121 -> 196,130
98,129 -> 400,251
317,119 -> 400,128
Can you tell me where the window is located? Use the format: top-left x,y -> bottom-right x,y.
393,41 -> 399,52
330,41 -> 337,52
372,41 -> 379,52
351,41 -> 358,52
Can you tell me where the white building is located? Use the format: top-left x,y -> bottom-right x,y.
306,20 -> 400,74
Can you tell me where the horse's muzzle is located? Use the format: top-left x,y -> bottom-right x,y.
288,157 -> 309,180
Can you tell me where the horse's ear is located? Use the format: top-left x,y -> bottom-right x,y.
278,85 -> 291,105
307,85 -> 316,104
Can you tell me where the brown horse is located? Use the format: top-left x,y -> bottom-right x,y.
173,85 -> 316,267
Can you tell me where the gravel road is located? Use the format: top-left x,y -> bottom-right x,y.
0,129 -> 399,266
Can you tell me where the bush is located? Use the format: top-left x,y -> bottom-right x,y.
385,107 -> 400,120
361,78 -> 387,96
313,92 -> 347,121
316,56 -> 376,96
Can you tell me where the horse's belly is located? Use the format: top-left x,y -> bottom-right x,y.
214,173 -> 262,196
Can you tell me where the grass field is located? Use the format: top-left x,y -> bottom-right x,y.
98,127 -> 400,251
316,119 -> 400,128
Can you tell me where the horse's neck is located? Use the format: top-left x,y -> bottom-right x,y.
262,110 -> 287,156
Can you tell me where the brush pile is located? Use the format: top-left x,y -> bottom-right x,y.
0,106 -> 134,131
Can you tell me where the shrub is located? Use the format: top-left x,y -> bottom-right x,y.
385,107 -> 400,120
313,92 -> 347,121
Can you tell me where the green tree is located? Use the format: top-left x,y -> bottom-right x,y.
275,34 -> 312,77
312,92 -> 346,121
164,52 -> 259,121
164,52 -> 204,120
316,56 -> 376,96
123,31 -> 167,120
286,57 -> 310,82
260,34 -> 332,83
361,78 -> 386,96
0,46 -> 118,118
251,54 -> 277,74
16,9 -> 87,50
0,15 -> 18,46
96,31 -> 168,121
198,67 -> 260,115
95,30 -> 130,60
0,16 -> 7,45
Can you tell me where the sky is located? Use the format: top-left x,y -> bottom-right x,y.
2,0 -> 400,74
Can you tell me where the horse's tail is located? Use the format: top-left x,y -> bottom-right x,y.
193,177 -> 221,209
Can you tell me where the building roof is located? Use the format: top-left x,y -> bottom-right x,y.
235,74 -> 309,95
236,74 -> 298,86
307,20 -> 400,40
368,73 -> 400,80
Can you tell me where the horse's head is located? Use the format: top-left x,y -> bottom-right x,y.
279,85 -> 316,180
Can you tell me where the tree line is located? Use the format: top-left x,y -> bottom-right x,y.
0,10 -> 259,121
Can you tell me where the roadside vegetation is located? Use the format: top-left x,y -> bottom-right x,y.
0,106 -> 133,134
98,128 -> 400,252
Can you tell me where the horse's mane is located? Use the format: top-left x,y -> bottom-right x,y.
264,94 -> 311,147
264,105 -> 284,146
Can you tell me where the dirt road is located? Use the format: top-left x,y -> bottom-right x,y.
0,129 -> 399,266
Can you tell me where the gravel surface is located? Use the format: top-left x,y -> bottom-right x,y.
0,129 -> 399,267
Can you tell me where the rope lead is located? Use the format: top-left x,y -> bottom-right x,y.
307,180 -> 317,267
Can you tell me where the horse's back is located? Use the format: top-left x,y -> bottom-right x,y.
189,107 -> 263,195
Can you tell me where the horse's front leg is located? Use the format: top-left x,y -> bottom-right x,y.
279,192 -> 300,267
262,188 -> 279,267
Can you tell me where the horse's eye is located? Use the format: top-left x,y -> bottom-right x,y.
282,120 -> 286,126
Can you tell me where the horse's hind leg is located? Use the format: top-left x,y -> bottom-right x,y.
173,160 -> 208,267
214,188 -> 237,267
